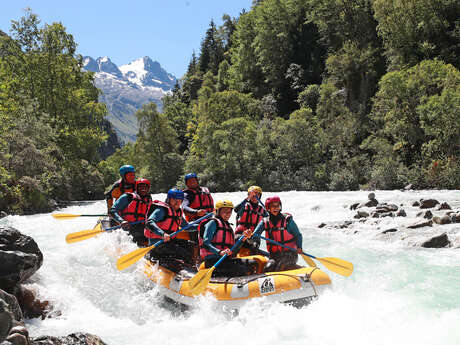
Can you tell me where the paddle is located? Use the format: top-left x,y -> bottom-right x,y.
188,235 -> 246,296
253,234 -> 353,277
116,213 -> 213,271
52,213 -> 107,220
65,220 -> 144,244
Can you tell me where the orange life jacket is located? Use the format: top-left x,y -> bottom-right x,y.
263,213 -> 297,253
144,200 -> 189,240
120,192 -> 151,223
235,201 -> 265,234
198,216 -> 235,259
183,187 -> 214,221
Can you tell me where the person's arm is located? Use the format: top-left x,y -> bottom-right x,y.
145,207 -> 167,237
109,194 -> 132,224
234,200 -> 247,218
202,220 -> 221,255
287,218 -> 303,249
182,192 -> 198,214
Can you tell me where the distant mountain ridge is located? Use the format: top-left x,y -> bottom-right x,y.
83,56 -> 177,144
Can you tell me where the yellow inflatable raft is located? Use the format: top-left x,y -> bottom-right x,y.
143,256 -> 331,309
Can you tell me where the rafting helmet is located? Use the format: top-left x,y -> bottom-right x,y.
248,185 -> 262,196
136,178 -> 151,189
265,196 -> 282,210
215,200 -> 234,210
184,172 -> 198,183
167,188 -> 184,200
119,165 -> 135,177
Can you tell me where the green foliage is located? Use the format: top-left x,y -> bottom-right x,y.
134,103 -> 183,192
0,9 -> 110,213
368,59 -> 460,188
373,0 -> 460,70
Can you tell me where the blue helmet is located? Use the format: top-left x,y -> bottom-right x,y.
167,188 -> 184,200
184,172 -> 198,183
119,165 -> 135,177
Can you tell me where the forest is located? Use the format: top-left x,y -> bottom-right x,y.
1,0 -> 459,214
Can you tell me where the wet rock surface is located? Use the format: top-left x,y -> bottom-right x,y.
30,333 -> 108,345
322,193 -> 459,248
0,227 -> 43,293
0,226 -> 107,345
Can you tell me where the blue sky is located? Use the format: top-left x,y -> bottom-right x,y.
0,0 -> 252,78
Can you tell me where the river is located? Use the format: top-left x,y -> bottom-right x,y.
1,190 -> 459,345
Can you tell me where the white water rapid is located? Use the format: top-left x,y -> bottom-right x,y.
1,190 -> 459,345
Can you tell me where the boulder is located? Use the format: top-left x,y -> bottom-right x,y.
370,212 -> 380,218
354,210 -> 369,219
404,184 -> 413,190
318,223 -> 327,228
432,215 -> 452,225
357,199 -> 378,208
15,286 -> 55,320
419,199 -> 440,209
0,227 -> 43,293
416,210 -> 433,219
421,233 -> 450,248
379,212 -> 394,218
0,289 -> 27,345
30,333 -> 108,345
412,201 -> 420,207
435,202 -> 451,211
349,203 -> 359,210
381,228 -> 398,234
451,213 -> 460,223
407,219 -> 433,229
0,211 -> 7,219
396,209 -> 407,217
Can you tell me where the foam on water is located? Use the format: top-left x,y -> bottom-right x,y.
1,191 -> 459,345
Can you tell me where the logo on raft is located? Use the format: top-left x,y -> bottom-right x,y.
259,277 -> 275,294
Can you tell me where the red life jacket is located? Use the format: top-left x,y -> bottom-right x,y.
183,187 -> 214,221
235,201 -> 265,234
263,213 -> 297,253
144,200 -> 185,240
120,192 -> 151,223
198,216 -> 235,259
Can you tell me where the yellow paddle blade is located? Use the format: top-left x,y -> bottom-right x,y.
317,257 -> 354,277
93,223 -> 102,230
52,213 -> 81,219
116,244 -> 154,271
301,254 -> 317,267
66,229 -> 104,243
188,267 -> 215,296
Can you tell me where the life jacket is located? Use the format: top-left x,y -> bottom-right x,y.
120,192 -> 151,223
235,201 -> 265,234
183,187 -> 214,221
106,179 -> 136,209
263,213 -> 297,253
144,200 -> 189,240
198,216 -> 235,259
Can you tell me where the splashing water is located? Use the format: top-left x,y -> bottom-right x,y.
1,191 -> 459,345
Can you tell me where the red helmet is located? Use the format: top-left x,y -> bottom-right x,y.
265,196 -> 282,210
136,178 -> 151,189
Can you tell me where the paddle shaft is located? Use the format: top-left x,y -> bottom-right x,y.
209,234 -> 246,269
254,234 -> 306,256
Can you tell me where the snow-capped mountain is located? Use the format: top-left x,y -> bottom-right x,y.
83,56 -> 177,144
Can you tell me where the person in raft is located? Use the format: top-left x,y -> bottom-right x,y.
233,186 -> 268,256
109,178 -> 152,247
105,165 -> 137,224
144,188 -> 194,272
182,173 -> 214,222
200,200 -> 258,277
253,196 -> 303,272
